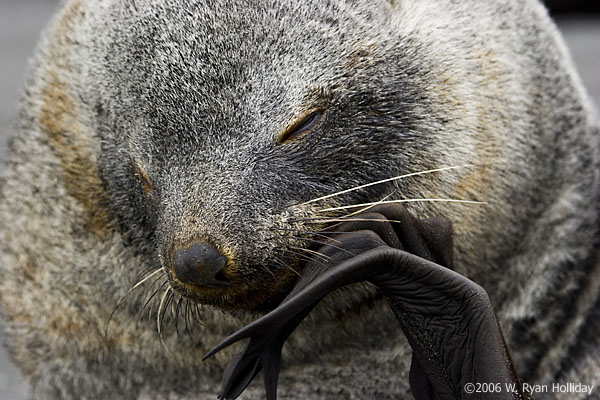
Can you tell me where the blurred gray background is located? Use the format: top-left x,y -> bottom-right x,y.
0,1 -> 598,399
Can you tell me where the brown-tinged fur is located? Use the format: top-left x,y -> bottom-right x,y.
40,71 -> 112,238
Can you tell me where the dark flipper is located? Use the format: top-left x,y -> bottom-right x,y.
204,204 -> 527,400
202,228 -> 388,399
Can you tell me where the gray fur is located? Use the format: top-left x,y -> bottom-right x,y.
1,0 -> 599,398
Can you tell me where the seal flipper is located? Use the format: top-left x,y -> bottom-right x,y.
203,228 -> 389,400
204,227 -> 392,400
219,350 -> 260,399
206,304 -> 316,400
205,205 -> 526,399
204,204 -> 445,399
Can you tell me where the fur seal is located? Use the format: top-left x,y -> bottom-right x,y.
0,0 -> 599,398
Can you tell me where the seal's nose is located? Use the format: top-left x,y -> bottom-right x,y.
172,242 -> 229,287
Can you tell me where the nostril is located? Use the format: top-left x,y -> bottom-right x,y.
172,241 -> 229,287
214,269 -> 229,283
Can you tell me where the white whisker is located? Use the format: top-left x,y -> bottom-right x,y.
129,268 -> 163,293
319,198 -> 487,212
339,191 -> 396,219
157,286 -> 173,355
289,246 -> 332,261
297,164 -> 486,206
301,217 -> 405,225
104,268 -> 165,340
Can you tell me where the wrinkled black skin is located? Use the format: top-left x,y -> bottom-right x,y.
204,205 -> 530,400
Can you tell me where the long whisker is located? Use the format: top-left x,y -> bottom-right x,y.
157,286 -> 173,355
270,257 -> 302,277
271,229 -> 343,245
307,231 -> 343,244
193,303 -> 206,326
261,264 -> 276,278
164,291 -> 178,341
174,297 -> 183,341
316,192 -> 398,231
139,279 -> 168,323
311,230 -> 381,235
104,268 -> 164,340
288,246 -> 332,261
292,217 -> 405,225
296,164 -> 487,206
284,249 -> 322,265
130,268 -> 164,293
184,300 -> 195,341
319,198 -> 487,213
283,250 -> 330,271
163,291 -> 175,332
340,191 -> 396,217
283,235 -> 356,257
135,265 -> 161,282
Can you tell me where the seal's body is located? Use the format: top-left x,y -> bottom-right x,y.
1,0 -> 599,398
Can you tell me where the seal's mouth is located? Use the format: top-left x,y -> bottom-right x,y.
162,221 -> 318,310
165,261 -> 300,311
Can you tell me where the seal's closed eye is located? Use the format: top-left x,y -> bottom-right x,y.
278,110 -> 324,143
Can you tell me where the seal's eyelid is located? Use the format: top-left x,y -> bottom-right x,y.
135,164 -> 153,194
277,110 -> 324,144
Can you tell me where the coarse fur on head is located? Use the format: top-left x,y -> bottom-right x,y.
0,0 -> 599,398
90,0 -> 434,310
